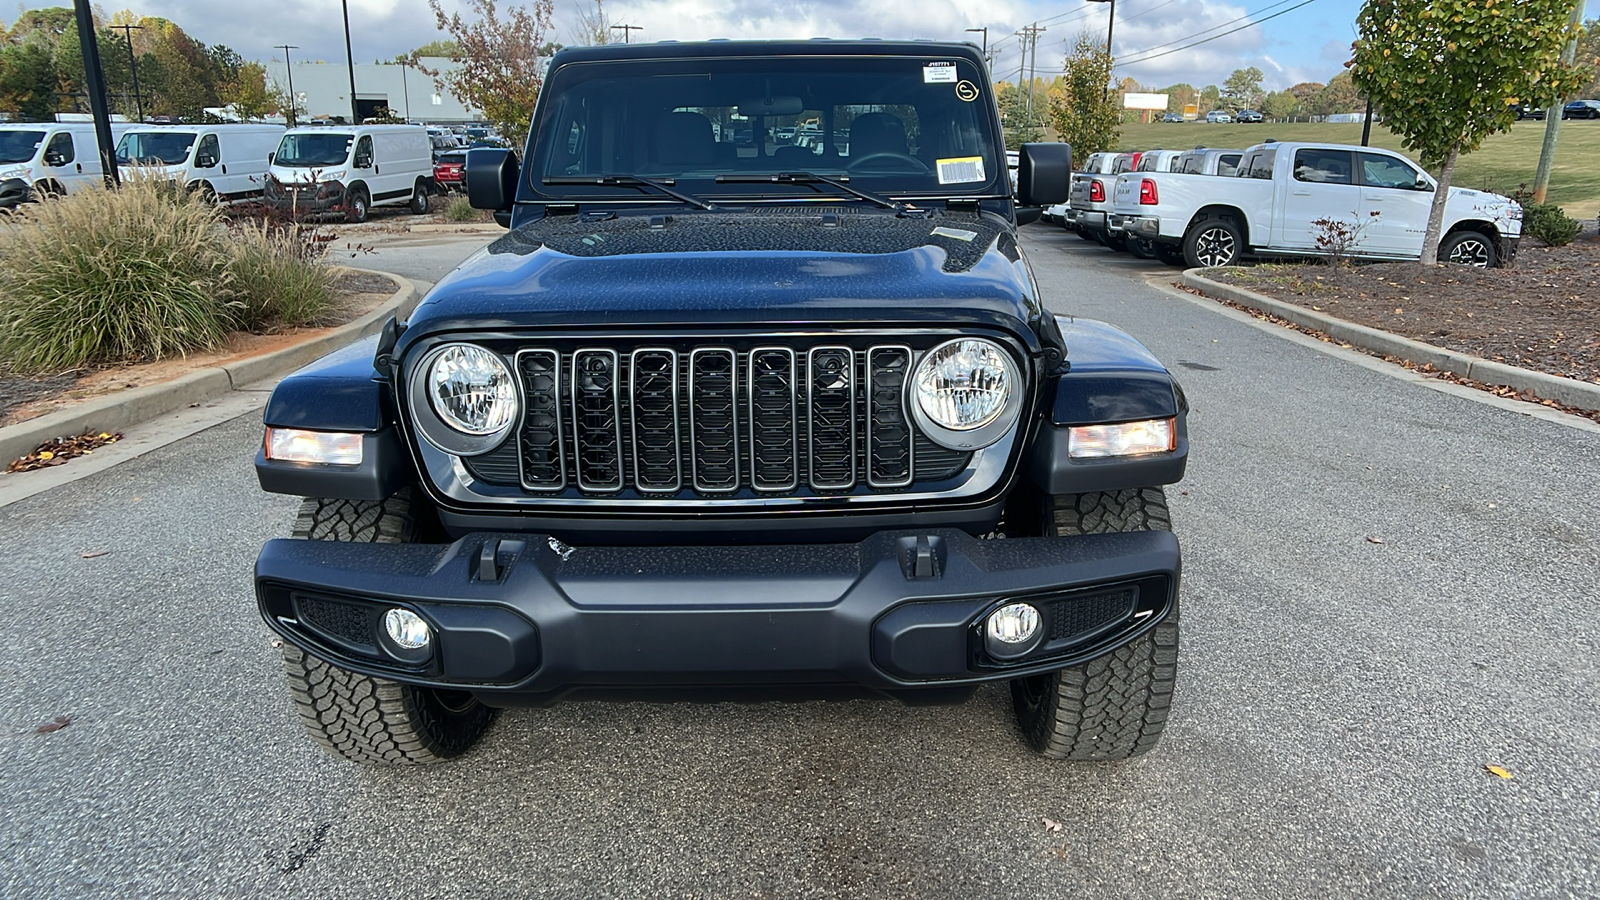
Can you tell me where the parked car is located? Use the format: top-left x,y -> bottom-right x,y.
1512,103 -> 1547,121
1066,151 -> 1121,243
433,150 -> 466,192
1161,112 -> 1185,123
1204,110 -> 1233,123
1173,147 -> 1244,177
115,123 -> 284,203
0,122 -> 134,196
264,124 -> 435,222
1562,100 -> 1600,120
1235,110 -> 1263,123
1109,140 -> 1521,268
254,39 -> 1190,767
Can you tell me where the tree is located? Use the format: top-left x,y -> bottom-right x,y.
1351,0 -> 1587,264
1199,84 -> 1221,111
1221,66 -> 1264,111
570,0 -> 611,46
409,0 -> 555,141
407,40 -> 462,58
1261,89 -> 1299,121
1311,71 -> 1361,116
1045,32 -> 1120,157
0,42 -> 59,120
995,82 -> 1043,147
222,60 -> 276,120
1579,18 -> 1599,96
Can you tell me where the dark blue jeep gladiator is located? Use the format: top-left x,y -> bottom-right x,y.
253,40 -> 1189,765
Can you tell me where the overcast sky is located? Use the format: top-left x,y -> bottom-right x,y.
36,0 -> 1600,93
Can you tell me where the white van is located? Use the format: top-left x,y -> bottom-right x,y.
115,123 -> 285,202
265,124 -> 434,222
0,122 -> 135,195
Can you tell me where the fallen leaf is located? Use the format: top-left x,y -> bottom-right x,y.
34,714 -> 72,734
1366,535 -> 1386,544
1042,817 -> 1063,832
1484,764 -> 1512,780
80,551 -> 109,559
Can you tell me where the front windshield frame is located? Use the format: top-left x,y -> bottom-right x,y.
0,130 -> 47,165
115,131 -> 199,166
527,52 -> 1005,205
274,132 -> 355,168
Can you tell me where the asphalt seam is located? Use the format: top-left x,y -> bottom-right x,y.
0,267 -> 418,467
1178,268 -> 1600,414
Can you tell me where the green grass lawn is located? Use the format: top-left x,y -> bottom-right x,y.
1116,120 -> 1600,217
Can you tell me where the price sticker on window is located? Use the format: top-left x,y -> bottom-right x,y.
923,62 -> 958,83
936,156 -> 986,184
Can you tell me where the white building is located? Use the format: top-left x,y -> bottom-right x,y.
264,57 -> 478,124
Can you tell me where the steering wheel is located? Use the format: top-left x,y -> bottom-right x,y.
847,151 -> 930,172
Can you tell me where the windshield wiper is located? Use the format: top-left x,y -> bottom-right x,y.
544,174 -> 714,210
715,172 -> 906,212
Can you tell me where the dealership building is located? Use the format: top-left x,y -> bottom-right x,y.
264,57 -> 479,124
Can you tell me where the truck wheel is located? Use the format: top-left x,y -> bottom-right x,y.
279,490 -> 496,765
1129,237 -> 1156,259
1106,234 -> 1129,252
1183,216 -> 1242,268
1010,488 -> 1179,760
1439,230 -> 1497,268
1154,243 -> 1186,266
345,186 -> 370,223
409,182 -> 429,214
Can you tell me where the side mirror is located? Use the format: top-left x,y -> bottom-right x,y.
43,150 -> 65,167
196,154 -> 217,168
1018,142 -> 1072,207
466,147 -> 518,221
267,152 -> 275,165
354,154 -> 373,169
1414,175 -> 1432,191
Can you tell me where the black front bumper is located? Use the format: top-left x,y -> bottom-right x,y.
255,528 -> 1179,706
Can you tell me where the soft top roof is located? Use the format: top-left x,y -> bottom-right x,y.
548,39 -> 985,67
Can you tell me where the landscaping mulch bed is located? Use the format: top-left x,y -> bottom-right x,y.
1207,234 -> 1600,386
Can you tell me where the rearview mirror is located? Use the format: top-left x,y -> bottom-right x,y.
738,95 -> 804,117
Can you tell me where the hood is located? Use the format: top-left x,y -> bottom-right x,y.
403,208 -> 1041,345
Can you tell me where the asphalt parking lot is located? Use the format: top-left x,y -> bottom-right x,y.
1,225 -> 1596,899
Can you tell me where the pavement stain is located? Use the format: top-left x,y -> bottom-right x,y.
277,821 -> 333,874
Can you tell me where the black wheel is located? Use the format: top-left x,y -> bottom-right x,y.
1106,233 -> 1129,252
1154,243 -> 1187,266
345,186 -> 370,223
279,489 -> 496,765
1183,216 -> 1242,268
1010,488 -> 1180,761
409,183 -> 429,214
1439,230 -> 1497,268
1129,238 -> 1157,260
191,181 -> 218,205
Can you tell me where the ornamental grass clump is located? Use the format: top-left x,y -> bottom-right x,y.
228,221 -> 339,331
0,175 -> 235,373
446,193 -> 480,222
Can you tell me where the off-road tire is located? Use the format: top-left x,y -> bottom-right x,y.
345,186 -> 370,223
280,489 -> 496,765
1010,488 -> 1179,760
1183,215 -> 1242,268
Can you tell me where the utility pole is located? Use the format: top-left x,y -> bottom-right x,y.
276,45 -> 299,127
400,62 -> 411,121
341,0 -> 359,124
1015,24 -> 1044,125
109,23 -> 144,123
611,24 -> 642,43
1087,0 -> 1116,100
71,0 -> 118,186
1532,0 -> 1584,205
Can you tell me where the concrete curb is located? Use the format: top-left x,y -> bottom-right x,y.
0,268 -> 419,466
408,223 -> 503,234
1180,268 -> 1600,413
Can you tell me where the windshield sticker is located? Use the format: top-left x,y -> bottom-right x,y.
923,62 -> 958,84
936,156 -> 986,184
930,226 -> 978,242
955,80 -> 979,102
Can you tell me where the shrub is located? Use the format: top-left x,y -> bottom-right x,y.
0,175 -> 237,373
446,194 -> 480,222
228,223 -> 339,330
1519,202 -> 1581,247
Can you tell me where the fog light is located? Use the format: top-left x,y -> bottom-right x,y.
984,602 -> 1043,660
1068,417 -> 1176,459
265,427 -> 363,465
383,608 -> 431,650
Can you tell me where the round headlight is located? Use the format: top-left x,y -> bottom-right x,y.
911,339 -> 1020,449
428,344 -> 517,435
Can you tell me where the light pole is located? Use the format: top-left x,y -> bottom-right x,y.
1087,0 -> 1116,100
342,0 -> 359,124
400,61 -> 411,122
611,23 -> 642,43
109,24 -> 144,122
276,45 -> 298,127
965,27 -> 988,60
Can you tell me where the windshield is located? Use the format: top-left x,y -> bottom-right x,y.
0,130 -> 46,165
116,131 -> 197,165
274,132 -> 353,167
532,53 -> 1001,201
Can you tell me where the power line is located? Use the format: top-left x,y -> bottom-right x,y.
1116,0 -> 1300,60
1116,0 -> 1320,67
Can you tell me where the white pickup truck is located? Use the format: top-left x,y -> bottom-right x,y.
1109,141 -> 1521,268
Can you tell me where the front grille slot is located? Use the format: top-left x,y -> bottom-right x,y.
491,339 -> 983,499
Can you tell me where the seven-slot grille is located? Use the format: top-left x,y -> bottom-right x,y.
469,341 -> 974,499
